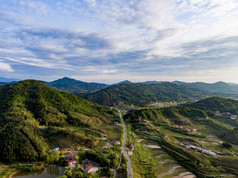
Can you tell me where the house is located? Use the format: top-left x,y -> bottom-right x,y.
222,112 -> 231,116
129,144 -> 135,151
215,111 -> 222,116
113,122 -> 119,125
67,160 -> 77,168
113,141 -> 120,145
39,126 -> 48,130
231,115 -> 237,120
203,150 -> 216,157
102,142 -> 113,149
180,143 -> 185,147
84,165 -> 93,173
186,145 -> 196,150
53,147 -> 59,152
184,128 -> 191,132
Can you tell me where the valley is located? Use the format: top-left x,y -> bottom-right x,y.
0,80 -> 238,178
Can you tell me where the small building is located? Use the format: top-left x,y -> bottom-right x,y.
215,111 -> 222,116
39,126 -> 48,130
103,142 -> 113,149
203,150 -> 216,157
84,165 -> 93,173
184,128 -> 191,132
113,141 -> 120,145
67,160 -> 77,168
129,144 -> 135,151
231,115 -> 237,120
53,147 -> 60,152
186,145 -> 196,150
180,143 -> 185,147
222,112 -> 231,116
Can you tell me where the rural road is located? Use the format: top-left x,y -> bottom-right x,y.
120,111 -> 133,178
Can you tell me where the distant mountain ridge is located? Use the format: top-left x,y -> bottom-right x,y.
114,80 -> 132,85
46,77 -> 109,97
172,81 -> 238,98
1,77 -> 238,105
0,77 -> 19,82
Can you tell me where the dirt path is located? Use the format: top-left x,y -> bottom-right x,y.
157,166 -> 181,178
143,144 -> 161,149
172,171 -> 195,178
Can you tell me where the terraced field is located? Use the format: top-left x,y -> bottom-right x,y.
139,139 -> 195,178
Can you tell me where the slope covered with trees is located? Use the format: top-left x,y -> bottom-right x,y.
86,83 -> 207,106
189,97 -> 238,114
173,81 -> 238,98
0,80 -> 118,163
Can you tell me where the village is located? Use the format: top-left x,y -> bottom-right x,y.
179,142 -> 224,157
43,120 -> 136,177
215,111 -> 237,120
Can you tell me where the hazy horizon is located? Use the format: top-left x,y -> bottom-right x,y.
1,76 -> 238,85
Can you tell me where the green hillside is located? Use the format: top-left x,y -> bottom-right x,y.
224,128 -> 238,145
173,81 -> 238,98
189,97 -> 238,114
124,106 -> 238,176
124,107 -> 207,126
86,83 -> 207,106
0,80 -> 119,163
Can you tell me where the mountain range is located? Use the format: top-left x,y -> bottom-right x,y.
1,77 -> 238,106
46,77 -> 109,97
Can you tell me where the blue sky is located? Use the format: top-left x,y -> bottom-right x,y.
0,0 -> 238,83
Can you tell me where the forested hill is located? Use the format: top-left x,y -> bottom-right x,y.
85,82 -> 207,106
47,77 -> 108,97
173,81 -> 238,98
188,97 -> 238,114
0,80 -> 118,163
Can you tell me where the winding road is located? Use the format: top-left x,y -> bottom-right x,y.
120,111 -> 133,178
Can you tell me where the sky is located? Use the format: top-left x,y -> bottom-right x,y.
0,0 -> 238,84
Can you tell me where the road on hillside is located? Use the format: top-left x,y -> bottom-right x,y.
120,111 -> 133,178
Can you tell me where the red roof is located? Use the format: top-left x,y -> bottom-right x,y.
67,160 -> 76,163
86,165 -> 93,171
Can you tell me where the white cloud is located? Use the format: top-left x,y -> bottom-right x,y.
1,0 -> 238,82
6,57 -> 73,70
0,61 -> 14,72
